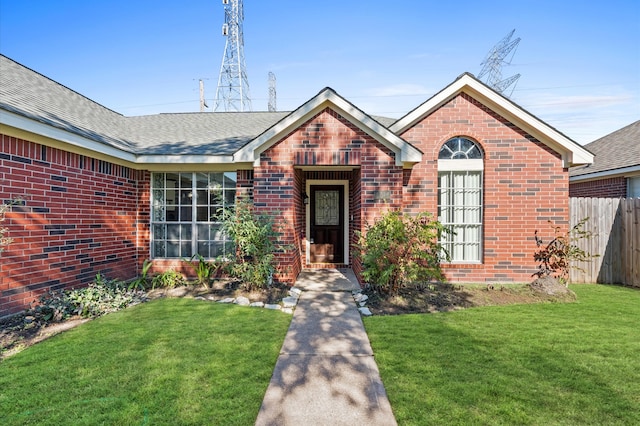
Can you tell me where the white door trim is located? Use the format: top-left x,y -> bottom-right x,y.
305,180 -> 349,264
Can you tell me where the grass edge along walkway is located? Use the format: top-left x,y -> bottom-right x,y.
364,284 -> 640,426
0,298 -> 291,426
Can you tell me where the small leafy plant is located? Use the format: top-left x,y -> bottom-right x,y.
128,258 -> 153,290
1,198 -> 22,254
36,273 -> 146,322
533,218 -> 596,284
184,253 -> 220,288
355,211 -> 449,295
150,269 -> 186,289
221,197 -> 284,290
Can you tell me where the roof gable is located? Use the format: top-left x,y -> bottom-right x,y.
390,73 -> 594,168
233,87 -> 422,167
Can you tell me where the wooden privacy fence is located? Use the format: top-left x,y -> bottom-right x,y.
569,197 -> 640,286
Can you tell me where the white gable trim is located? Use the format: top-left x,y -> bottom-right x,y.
233,88 -> 422,167
390,74 -> 594,168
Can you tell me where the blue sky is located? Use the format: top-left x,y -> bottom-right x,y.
1,0 -> 638,144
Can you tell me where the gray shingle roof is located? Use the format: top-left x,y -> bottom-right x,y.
0,55 -> 291,155
0,54 -> 135,151
569,120 -> 640,177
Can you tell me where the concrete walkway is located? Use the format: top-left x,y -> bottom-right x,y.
255,269 -> 397,426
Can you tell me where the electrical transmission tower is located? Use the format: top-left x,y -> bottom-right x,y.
268,72 -> 277,112
214,0 -> 252,112
478,29 -> 521,98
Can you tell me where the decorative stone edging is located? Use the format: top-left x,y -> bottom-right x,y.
352,289 -> 372,316
195,286 -> 302,315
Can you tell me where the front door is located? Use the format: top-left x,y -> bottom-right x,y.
309,185 -> 344,263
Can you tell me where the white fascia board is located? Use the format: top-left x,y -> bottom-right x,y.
390,74 -> 594,168
234,88 -> 422,167
1,109 -> 137,163
329,94 -> 422,166
390,76 -> 470,133
569,164 -> 640,182
135,154 -> 234,164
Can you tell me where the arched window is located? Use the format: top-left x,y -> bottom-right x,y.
438,137 -> 483,262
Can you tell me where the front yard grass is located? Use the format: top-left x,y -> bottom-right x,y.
364,284 -> 640,425
0,298 -> 291,425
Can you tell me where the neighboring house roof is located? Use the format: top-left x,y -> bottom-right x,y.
391,73 -> 594,168
569,120 -> 640,181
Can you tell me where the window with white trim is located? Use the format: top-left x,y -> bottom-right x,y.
438,137 -> 483,263
151,172 -> 236,258
629,176 -> 640,198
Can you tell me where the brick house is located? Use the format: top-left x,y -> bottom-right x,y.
1,55 -> 593,316
569,120 -> 640,198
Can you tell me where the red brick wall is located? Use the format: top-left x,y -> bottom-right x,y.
0,134 -> 145,316
256,108 -> 401,283
400,93 -> 569,283
569,177 -> 627,198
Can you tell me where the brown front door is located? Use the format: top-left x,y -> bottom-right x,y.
310,185 -> 344,263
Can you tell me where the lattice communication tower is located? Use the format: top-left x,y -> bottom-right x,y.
214,0 -> 252,111
478,29 -> 521,98
268,72 -> 277,112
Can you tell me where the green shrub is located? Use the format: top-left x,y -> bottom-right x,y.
183,253 -> 220,288
128,258 -> 153,290
221,197 -> 283,290
150,269 -> 186,289
355,211 -> 449,295
36,274 -> 146,322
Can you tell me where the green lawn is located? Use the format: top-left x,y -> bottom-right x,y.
0,298 -> 291,425
364,284 -> 640,425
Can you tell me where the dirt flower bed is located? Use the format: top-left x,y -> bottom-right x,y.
1,279 -> 290,360
362,279 -> 576,316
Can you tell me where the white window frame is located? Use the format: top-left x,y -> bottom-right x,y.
150,172 -> 236,259
628,175 -> 640,198
438,152 -> 484,264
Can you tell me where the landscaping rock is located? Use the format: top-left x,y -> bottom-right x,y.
166,287 -> 190,297
354,293 -> 368,303
358,307 -> 372,316
281,308 -> 294,315
289,287 -> 302,297
282,297 -> 298,308
529,276 -> 574,296
235,296 -> 251,306
265,304 -> 281,310
250,301 -> 265,308
218,297 -> 236,304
